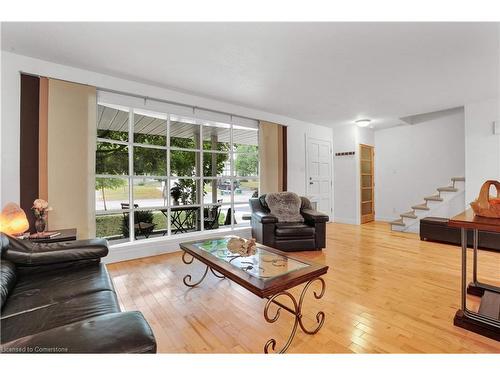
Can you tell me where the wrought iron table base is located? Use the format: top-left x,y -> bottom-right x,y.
182,251 -> 226,287
264,277 -> 326,353
182,250 -> 326,353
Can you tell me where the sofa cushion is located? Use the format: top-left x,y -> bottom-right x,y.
275,223 -> 315,238
1,312 -> 157,354
1,260 -> 16,309
266,192 -> 304,223
1,290 -> 120,343
275,238 -> 317,251
3,235 -> 109,266
2,263 -> 115,317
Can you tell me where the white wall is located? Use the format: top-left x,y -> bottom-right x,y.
1,51 -> 333,207
374,110 -> 465,221
464,97 -> 500,204
332,125 -> 374,224
332,125 -> 357,224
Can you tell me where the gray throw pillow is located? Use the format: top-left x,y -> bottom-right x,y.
265,192 -> 304,223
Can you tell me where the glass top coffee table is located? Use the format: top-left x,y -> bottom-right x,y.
180,236 -> 329,353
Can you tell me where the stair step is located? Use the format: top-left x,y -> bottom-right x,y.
390,218 -> 406,227
451,177 -> 465,182
424,195 -> 444,202
401,211 -> 418,219
437,186 -> 458,192
411,204 -> 430,211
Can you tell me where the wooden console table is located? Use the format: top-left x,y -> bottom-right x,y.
448,210 -> 500,341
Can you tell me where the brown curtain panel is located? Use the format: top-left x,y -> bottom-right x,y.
19,74 -> 40,232
258,121 -> 287,194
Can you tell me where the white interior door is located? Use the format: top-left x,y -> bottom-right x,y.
306,137 -> 332,216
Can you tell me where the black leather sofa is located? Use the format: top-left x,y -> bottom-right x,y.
250,195 -> 329,251
420,216 -> 500,251
0,234 -> 156,353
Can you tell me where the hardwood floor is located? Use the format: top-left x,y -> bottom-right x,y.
107,222 -> 500,353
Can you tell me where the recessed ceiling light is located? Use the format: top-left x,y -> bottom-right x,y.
355,119 -> 371,127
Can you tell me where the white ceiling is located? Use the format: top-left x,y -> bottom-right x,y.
2,22 -> 499,129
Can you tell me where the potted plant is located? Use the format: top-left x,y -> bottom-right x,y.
170,185 -> 182,206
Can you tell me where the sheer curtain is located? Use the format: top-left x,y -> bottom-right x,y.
46,78 -> 97,239
259,121 -> 287,194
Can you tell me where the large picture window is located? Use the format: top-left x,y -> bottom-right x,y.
95,101 -> 259,244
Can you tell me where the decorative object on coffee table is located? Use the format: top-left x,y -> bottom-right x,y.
470,180 -> 500,218
31,198 -> 52,233
227,237 -> 257,256
180,236 -> 328,353
0,202 -> 29,236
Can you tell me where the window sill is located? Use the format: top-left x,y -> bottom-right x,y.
104,225 -> 252,264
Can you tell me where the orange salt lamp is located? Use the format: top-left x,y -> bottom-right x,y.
0,202 -> 29,235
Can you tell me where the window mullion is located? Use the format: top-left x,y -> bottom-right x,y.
128,108 -> 134,242
230,117 -> 235,230
166,114 -> 171,237
200,122 -> 205,233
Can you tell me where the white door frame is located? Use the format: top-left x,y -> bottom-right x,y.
305,135 -> 334,220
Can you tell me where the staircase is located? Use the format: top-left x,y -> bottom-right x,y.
390,177 -> 465,233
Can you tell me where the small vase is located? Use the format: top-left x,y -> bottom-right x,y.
35,217 -> 46,233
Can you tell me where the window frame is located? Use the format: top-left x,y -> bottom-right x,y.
95,103 -> 260,243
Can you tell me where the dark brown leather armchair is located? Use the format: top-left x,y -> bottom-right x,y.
250,195 -> 329,251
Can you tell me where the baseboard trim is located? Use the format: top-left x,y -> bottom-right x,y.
375,216 -> 397,222
104,227 -> 252,264
333,217 -> 357,225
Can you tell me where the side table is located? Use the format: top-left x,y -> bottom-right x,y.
29,228 -> 77,243
448,210 -> 500,341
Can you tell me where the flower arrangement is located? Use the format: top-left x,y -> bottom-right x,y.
32,199 -> 52,233
32,199 -> 52,218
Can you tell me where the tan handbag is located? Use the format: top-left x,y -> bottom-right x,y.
470,180 -> 500,218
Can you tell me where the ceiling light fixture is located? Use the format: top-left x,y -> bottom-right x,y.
355,119 -> 371,128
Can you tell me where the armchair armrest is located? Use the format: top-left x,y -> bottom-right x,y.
302,208 -> 329,224
252,211 -> 278,224
2,234 -> 108,267
1,312 -> 156,354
